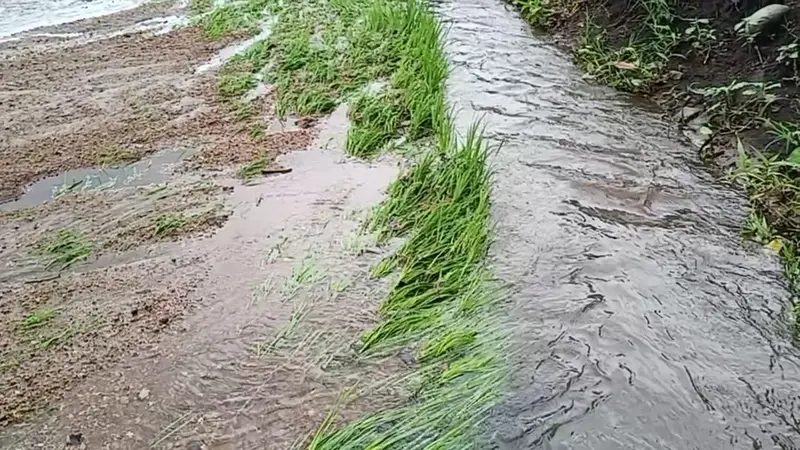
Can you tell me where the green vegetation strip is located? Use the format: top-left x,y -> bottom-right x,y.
197,0 -> 507,446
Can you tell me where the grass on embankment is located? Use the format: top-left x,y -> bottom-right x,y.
512,0 -> 800,335
197,0 -> 507,446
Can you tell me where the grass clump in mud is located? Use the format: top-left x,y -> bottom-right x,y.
35,229 -> 93,270
194,0 -> 275,38
153,212 -> 189,238
236,155 -> 270,182
18,309 -> 57,331
274,0 -> 507,448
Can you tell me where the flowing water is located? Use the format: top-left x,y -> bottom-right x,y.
438,0 -> 800,448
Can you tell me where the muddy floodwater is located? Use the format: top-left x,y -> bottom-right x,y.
2,0 -> 800,448
440,0 -> 800,448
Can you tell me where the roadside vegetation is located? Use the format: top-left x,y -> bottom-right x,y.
195,0 -> 507,446
511,0 -> 800,337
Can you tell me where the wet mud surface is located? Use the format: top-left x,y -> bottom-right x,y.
0,7 -> 310,203
0,0 -> 332,440
439,0 -> 800,448
1,105 -> 407,449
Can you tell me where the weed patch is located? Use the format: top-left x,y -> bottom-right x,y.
18,309 -> 57,331
194,0 -> 273,38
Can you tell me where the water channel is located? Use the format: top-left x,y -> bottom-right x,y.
439,0 -> 800,448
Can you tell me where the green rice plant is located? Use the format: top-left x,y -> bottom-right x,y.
36,229 -> 93,270
153,212 -> 188,237
195,0 -> 270,38
218,68 -> 257,99
346,90 -> 405,157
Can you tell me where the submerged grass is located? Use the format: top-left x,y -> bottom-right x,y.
203,0 -> 507,445
35,229 -> 93,270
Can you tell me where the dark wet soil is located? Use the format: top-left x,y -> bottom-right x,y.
537,0 -> 800,165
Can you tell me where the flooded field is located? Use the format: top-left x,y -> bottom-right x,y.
1,0 -> 799,448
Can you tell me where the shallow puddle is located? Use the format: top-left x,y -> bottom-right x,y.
0,104 -> 407,449
0,146 -> 196,212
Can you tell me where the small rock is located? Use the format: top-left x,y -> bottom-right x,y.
686,112 -> 711,133
736,4 -> 791,35
67,432 -> 83,446
137,388 -> 150,400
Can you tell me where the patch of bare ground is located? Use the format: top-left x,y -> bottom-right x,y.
0,180 -> 231,272
0,7 -> 322,432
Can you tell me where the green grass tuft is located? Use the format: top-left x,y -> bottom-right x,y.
36,229 -> 93,270
301,0 -> 506,448
153,212 -> 188,238
236,156 -> 270,182
18,309 -> 57,331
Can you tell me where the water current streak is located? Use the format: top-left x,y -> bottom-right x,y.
438,0 -> 800,448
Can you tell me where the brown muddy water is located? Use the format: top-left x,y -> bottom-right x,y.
438,0 -> 800,448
